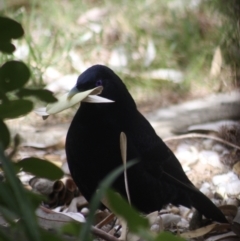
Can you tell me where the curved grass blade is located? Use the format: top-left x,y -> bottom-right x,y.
79,160 -> 137,241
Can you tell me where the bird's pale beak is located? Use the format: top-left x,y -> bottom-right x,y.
67,86 -> 80,100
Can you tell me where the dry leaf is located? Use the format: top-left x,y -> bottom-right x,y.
233,207 -> 240,224
219,205 -> 238,217
146,211 -> 159,225
46,86 -> 102,114
205,231 -> 237,241
181,223 -> 230,239
36,206 -> 85,230
233,162 -> 240,176
231,222 -> 240,237
144,39 -> 156,67
210,46 -> 222,77
120,132 -> 131,204
180,223 -> 218,239
160,213 -> 181,227
67,196 -> 88,212
35,86 -> 114,118
29,177 -> 54,195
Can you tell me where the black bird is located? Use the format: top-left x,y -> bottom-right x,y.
65,65 -> 227,223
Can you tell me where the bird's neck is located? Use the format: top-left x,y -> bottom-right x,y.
76,102 -> 162,152
124,110 -> 162,151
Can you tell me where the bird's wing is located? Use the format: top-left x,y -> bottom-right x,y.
142,146 -> 227,223
142,143 -> 195,188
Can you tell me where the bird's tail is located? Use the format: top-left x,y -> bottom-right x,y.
189,190 -> 227,223
162,171 -> 227,223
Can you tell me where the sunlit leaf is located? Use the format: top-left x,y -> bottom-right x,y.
46,86 -> 102,114
16,157 -> 64,180
0,100 -> 33,119
106,189 -> 149,233
0,120 -> 10,149
0,16 -> 24,41
0,61 -> 30,92
17,88 -> 57,103
35,86 -> 107,119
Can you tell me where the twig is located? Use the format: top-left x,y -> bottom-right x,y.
91,226 -> 119,241
163,133 -> 240,151
95,213 -> 115,229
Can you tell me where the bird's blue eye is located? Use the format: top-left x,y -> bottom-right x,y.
96,80 -> 102,86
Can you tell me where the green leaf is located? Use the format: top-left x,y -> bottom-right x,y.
25,190 -> 46,210
61,221 -> 82,237
0,145 -> 41,241
0,61 -> 30,92
16,157 -> 64,180
155,232 -> 186,241
17,88 -> 57,103
79,160 -> 138,241
0,17 -> 24,41
0,120 -> 10,149
0,187 -> 44,223
0,42 -> 15,54
0,99 -> 33,119
0,183 -> 18,214
40,228 -> 64,241
0,205 -> 19,224
106,189 -> 149,233
0,227 -> 13,241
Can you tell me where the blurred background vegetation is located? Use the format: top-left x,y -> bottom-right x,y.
0,1 -> 239,240
0,0 -> 239,108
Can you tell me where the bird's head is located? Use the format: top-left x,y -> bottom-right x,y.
35,65 -> 136,119
68,65 -> 136,108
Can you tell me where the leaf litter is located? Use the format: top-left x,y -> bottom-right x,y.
3,90 -> 240,240
25,127 -> 240,240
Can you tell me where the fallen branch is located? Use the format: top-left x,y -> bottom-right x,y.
163,133 -> 240,151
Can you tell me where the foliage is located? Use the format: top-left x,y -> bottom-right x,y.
0,16 -> 63,241
210,0 -> 240,80
1,0 -> 235,96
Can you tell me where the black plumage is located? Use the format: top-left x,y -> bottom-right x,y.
66,65 -> 227,223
